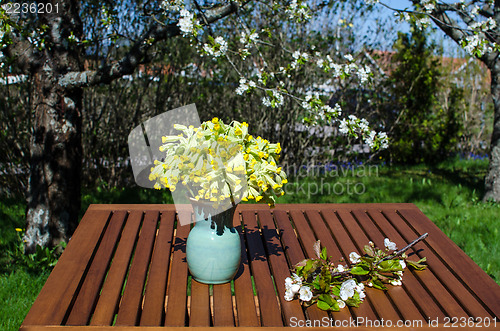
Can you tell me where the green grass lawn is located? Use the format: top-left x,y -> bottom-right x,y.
0,157 -> 498,330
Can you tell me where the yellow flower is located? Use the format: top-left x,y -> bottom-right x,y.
235,127 -> 242,136
244,154 -> 249,161
276,143 -> 282,154
242,122 -> 248,127
212,117 -> 219,124
256,196 -> 263,202
214,124 -> 221,131
257,180 -> 264,187
15,228 -> 23,232
282,178 -> 288,184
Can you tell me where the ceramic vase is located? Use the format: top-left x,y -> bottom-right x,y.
186,201 -> 241,284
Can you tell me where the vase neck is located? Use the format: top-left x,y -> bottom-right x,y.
192,203 -> 237,235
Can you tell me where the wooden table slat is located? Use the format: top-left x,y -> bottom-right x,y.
213,283 -> 235,326
398,208 -> 500,319
114,211 -> 159,326
273,210 -> 329,323
241,211 -> 283,327
139,211 -> 176,326
346,208 -> 445,320
90,210 -> 143,326
233,221 -> 260,327
302,210 -> 354,323
378,209 -> 490,320
353,209 -> 471,320
257,210 -> 305,323
334,209 -> 395,323
164,211 -> 191,327
340,209 -> 424,322
22,209 -> 112,326
189,280 -> 211,326
66,211 -> 128,325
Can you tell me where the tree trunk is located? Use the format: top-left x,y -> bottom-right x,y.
24,1 -> 84,253
484,67 -> 500,202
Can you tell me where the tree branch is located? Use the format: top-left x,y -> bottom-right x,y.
57,2 -> 241,89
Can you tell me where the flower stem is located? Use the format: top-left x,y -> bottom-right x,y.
378,233 -> 429,264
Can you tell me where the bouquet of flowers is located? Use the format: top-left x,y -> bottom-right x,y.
149,117 -> 288,208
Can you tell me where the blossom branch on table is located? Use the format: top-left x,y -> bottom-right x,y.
284,234 -> 429,311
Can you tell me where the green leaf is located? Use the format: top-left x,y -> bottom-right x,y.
407,258 -> 427,271
320,247 -> 328,261
364,245 -> 375,257
351,266 -> 370,275
317,300 -> 331,311
371,277 -> 387,290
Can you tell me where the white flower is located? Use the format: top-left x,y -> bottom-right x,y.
390,279 -> 402,286
400,260 -> 406,269
471,5 -> 480,18
285,277 -> 294,287
161,0 -> 183,12
384,238 -> 397,251
299,286 -> 313,301
284,289 -> 295,301
339,119 -> 349,134
262,97 -> 272,107
178,9 -> 197,36
290,283 -> 301,294
337,299 -> 346,308
337,264 -> 345,272
349,252 -> 361,264
344,54 -> 354,62
236,78 -> 249,95
357,66 -> 371,84
291,273 -> 302,284
339,279 -> 356,301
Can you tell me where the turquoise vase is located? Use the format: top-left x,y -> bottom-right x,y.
186,202 -> 241,284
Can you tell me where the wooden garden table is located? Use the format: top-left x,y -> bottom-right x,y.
21,203 -> 500,330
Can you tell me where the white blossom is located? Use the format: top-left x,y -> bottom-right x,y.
160,0 -> 183,12
390,279 -> 402,286
339,279 -> 356,300
299,286 -> 313,301
262,96 -> 272,107
400,260 -> 406,269
339,119 -> 349,134
337,264 -> 345,272
470,5 -> 480,18
236,78 -> 249,95
349,251 -> 361,264
384,238 -> 397,251
284,289 -> 295,301
178,9 -> 197,36
203,36 -> 228,58
337,299 -> 346,308
357,66 -> 371,84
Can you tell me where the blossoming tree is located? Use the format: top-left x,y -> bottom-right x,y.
0,0 -> 388,252
370,0 -> 500,202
